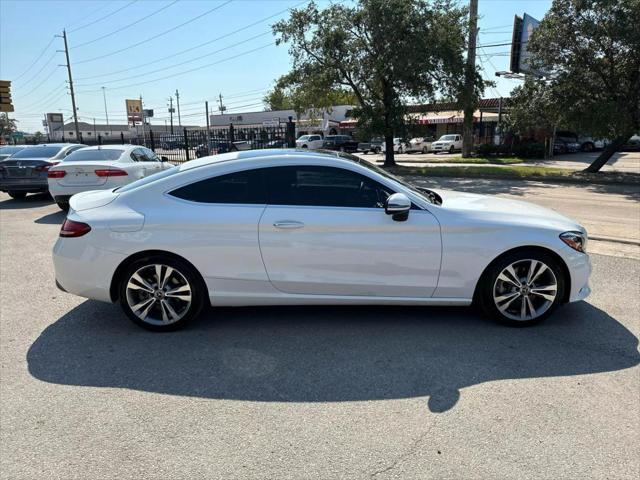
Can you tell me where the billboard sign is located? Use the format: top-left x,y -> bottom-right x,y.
510,13 -> 541,74
46,112 -> 64,136
126,99 -> 142,123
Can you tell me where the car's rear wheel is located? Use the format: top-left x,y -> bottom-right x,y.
119,256 -> 206,331
8,191 -> 27,200
477,250 -> 566,326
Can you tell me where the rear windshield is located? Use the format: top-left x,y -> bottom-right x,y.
11,146 -> 63,158
64,149 -> 123,162
115,165 -> 179,193
0,146 -> 24,154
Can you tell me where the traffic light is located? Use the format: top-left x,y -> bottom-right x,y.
0,80 -> 14,113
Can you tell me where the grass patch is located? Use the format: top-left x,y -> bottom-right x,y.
442,156 -> 525,165
389,165 -> 640,185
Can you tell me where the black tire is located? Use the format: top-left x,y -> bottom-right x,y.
301,144 -> 308,148
374,147 -> 381,154
8,191 -> 27,200
476,249 -> 566,327
449,146 -> 455,154
582,142 -> 594,152
422,146 -> 428,154
118,255 -> 206,332
56,201 -> 69,211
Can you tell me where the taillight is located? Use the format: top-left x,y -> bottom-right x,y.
48,170 -> 66,178
34,164 -> 51,172
60,219 -> 91,238
95,169 -> 128,177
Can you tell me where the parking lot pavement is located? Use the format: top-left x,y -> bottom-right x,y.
1,193 -> 639,479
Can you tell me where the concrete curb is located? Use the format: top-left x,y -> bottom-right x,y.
589,236 -> 640,246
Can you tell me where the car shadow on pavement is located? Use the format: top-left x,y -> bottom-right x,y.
27,301 -> 639,413
34,210 -> 66,224
0,193 -> 53,209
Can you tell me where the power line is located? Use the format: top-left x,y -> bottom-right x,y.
17,65 -> 62,99
74,1 -> 233,65
13,51 -> 59,90
75,31 -> 271,88
73,1 -> 307,81
11,36 -> 56,81
75,42 -> 274,93
19,81 -> 67,110
72,1 -> 179,49
68,0 -> 139,33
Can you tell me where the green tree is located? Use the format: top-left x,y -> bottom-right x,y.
0,113 -> 18,139
33,131 -> 44,143
263,82 -> 357,115
515,0 -> 640,172
273,0 -> 473,166
263,86 -> 294,111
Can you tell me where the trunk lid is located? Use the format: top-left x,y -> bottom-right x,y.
52,161 -> 121,187
1,158 -> 53,179
69,189 -> 119,211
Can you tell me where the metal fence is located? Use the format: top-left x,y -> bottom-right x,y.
20,121 -> 297,164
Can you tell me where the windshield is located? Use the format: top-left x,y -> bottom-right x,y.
63,149 -> 123,162
334,152 -> 435,205
115,165 -> 179,193
297,136 -> 310,141
439,135 -> 457,141
11,146 -> 63,158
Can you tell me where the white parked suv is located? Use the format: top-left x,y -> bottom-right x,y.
295,134 -> 324,149
432,134 -> 463,154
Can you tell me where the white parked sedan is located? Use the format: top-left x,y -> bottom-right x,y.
53,149 -> 591,331
47,145 -> 173,210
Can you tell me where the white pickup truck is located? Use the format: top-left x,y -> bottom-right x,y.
431,134 -> 463,154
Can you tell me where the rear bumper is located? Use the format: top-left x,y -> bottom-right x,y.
0,179 -> 48,192
53,236 -> 126,303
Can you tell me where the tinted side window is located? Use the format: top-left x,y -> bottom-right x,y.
266,166 -> 392,208
169,169 -> 266,204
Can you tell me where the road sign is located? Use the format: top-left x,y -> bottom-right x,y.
143,109 -> 154,118
0,80 -> 14,113
126,99 -> 142,123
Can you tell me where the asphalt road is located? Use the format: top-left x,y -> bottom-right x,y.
1,192 -> 639,479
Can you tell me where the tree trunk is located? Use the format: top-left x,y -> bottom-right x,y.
383,135 -> 396,167
583,135 -> 631,172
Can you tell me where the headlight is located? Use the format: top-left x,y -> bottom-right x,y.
560,231 -> 587,253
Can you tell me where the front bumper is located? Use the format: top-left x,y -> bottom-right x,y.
562,247 -> 592,302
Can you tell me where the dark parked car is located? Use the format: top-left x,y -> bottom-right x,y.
194,140 -> 252,158
0,145 -> 27,161
322,135 -> 359,152
357,137 -> 383,154
0,143 -> 87,199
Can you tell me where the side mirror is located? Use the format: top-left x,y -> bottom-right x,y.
385,193 -> 411,221
160,156 -> 168,162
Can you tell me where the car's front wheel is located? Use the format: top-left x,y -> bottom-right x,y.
8,191 -> 27,200
477,250 -> 566,326
119,256 -> 206,331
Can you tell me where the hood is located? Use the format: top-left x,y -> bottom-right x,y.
435,190 -> 584,232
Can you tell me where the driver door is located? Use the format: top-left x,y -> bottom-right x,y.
258,166 -> 441,297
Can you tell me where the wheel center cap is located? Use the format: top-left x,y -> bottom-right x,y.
521,286 -> 530,295
154,290 -> 164,299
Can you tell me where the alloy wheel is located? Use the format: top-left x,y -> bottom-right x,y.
492,259 -> 558,321
125,264 -> 192,326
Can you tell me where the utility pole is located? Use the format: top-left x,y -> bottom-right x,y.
462,0 -> 478,158
101,87 -> 110,132
60,30 -> 80,141
205,100 -> 211,146
175,89 -> 182,126
140,95 -> 146,143
93,117 -> 97,138
168,96 -> 174,134
218,93 -> 226,113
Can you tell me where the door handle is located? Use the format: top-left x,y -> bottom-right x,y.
273,221 -> 305,229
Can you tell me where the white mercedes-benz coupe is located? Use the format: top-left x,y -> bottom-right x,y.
47,145 -> 173,210
52,149 -> 591,331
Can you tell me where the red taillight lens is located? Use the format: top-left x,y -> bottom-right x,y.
95,169 -> 128,177
60,219 -> 91,238
48,170 -> 66,178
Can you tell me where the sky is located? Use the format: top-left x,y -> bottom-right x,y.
0,0 -> 552,133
